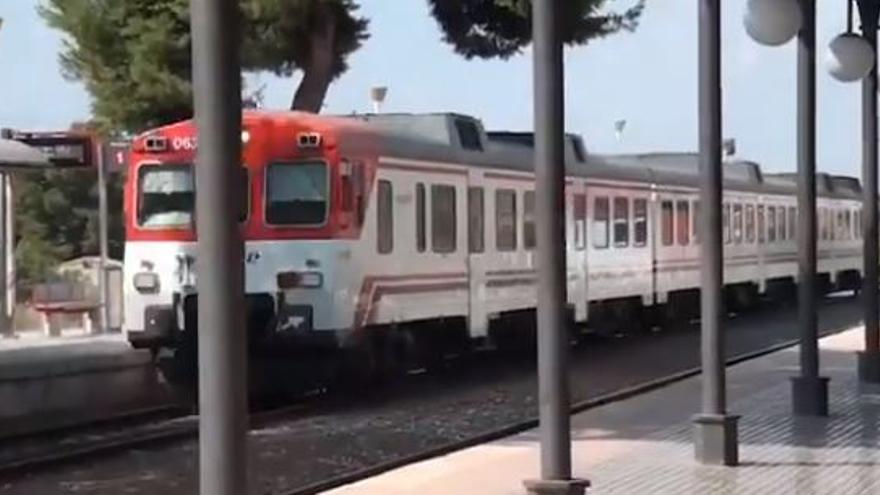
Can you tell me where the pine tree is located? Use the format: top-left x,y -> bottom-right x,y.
39,0 -> 369,129
429,0 -> 644,60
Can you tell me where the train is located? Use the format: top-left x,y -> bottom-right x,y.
123,110 -> 864,378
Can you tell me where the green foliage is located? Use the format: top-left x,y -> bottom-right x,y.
429,0 -> 645,60
243,0 -> 368,80
13,170 -> 125,288
39,0 -> 369,130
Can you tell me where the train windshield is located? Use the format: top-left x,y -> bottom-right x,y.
137,164 -> 249,228
266,161 -> 328,226
138,165 -> 194,228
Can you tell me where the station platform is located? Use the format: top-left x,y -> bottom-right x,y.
327,327 -> 880,494
0,330 -> 169,437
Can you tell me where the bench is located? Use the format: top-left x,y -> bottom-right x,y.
31,283 -> 100,337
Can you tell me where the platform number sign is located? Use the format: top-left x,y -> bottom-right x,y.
1,130 -> 130,172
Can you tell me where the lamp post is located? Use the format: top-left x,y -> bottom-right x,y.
745,0 -> 830,417
744,0 -> 858,417
855,0 -> 880,383
0,17 -> 11,339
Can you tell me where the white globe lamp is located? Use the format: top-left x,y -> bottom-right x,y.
743,0 -> 802,47
826,33 -> 875,82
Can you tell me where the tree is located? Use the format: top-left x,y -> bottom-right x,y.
429,0 -> 644,60
13,168 -> 124,290
243,0 -> 368,112
39,0 -> 369,131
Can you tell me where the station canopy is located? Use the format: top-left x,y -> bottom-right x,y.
0,130 -> 129,172
0,137 -> 52,169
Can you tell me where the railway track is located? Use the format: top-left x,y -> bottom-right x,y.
0,400 -> 315,480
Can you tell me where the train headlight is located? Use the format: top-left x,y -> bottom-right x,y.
277,271 -> 323,289
133,272 -> 160,293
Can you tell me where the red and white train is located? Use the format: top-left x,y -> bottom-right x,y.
123,111 -> 863,371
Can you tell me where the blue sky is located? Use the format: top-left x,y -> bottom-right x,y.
0,0 -> 868,178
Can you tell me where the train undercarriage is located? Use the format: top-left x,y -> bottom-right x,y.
147,269 -> 862,400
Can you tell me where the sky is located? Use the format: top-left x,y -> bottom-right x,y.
0,0 -> 868,178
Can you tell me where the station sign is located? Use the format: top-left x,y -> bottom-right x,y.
0,129 -> 131,172
0,130 -> 93,168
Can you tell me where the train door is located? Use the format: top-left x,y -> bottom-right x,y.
630,191 -> 654,307
466,169 -> 488,337
569,183 -> 588,322
654,192 -> 684,299
648,185 -> 659,306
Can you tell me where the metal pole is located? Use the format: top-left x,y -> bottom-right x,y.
693,0 -> 738,466
858,0 -> 880,383
190,0 -> 247,494
0,172 -> 9,338
5,177 -> 13,333
96,140 -> 109,334
523,2 -> 587,494
791,0 -> 829,415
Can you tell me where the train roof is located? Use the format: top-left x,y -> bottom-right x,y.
340,112 -> 860,200
139,110 -> 861,201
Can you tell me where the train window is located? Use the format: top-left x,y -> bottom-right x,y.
788,207 -> 797,241
778,207 -> 787,241
416,183 -> 426,252
757,205 -> 765,243
432,185 -> 457,253
746,204 -> 755,243
137,165 -> 195,228
574,194 -> 587,250
455,119 -> 483,151
676,200 -> 690,246
828,209 -> 835,241
266,161 -> 328,226
733,204 -> 743,244
844,210 -> 852,240
614,197 -> 630,247
856,209 -> 862,239
722,203 -> 731,244
820,208 -> 828,240
692,200 -> 700,244
524,191 -> 537,250
661,200 -> 674,247
341,161 -> 354,213
839,210 -> 848,240
377,180 -> 393,254
634,199 -> 648,247
828,210 -> 835,240
353,161 -> 367,226
768,206 -> 776,242
468,187 -> 485,253
496,189 -> 517,251
138,165 -> 247,227
593,197 -> 610,249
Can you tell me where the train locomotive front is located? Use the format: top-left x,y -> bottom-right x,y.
124,112 -> 378,370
